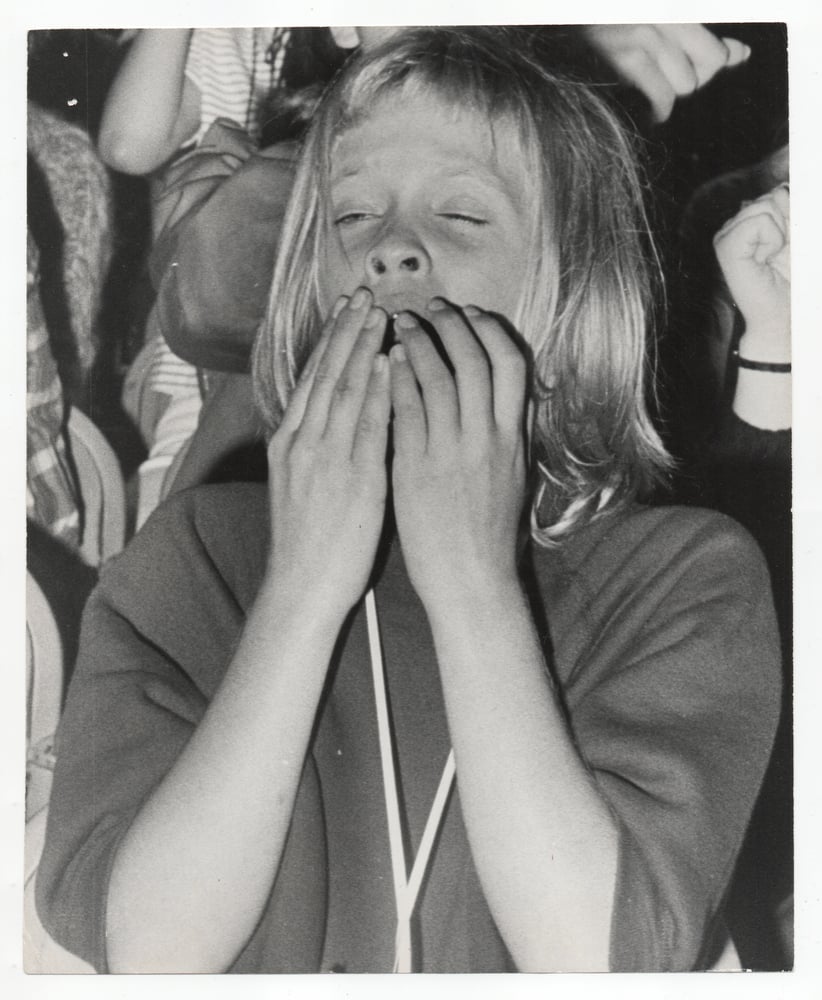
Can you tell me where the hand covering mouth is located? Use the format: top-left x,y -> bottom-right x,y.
373,292 -> 442,321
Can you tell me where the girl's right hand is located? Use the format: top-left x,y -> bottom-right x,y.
263,288 -> 390,622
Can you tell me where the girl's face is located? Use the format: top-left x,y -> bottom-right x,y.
320,91 -> 532,322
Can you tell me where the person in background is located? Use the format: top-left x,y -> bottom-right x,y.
711,182 -> 792,969
660,138 -> 791,968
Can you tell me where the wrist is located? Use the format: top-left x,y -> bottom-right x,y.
737,328 -> 791,365
256,569 -> 350,637
733,368 -> 791,431
423,568 -> 525,639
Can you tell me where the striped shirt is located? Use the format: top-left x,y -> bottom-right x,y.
185,27 -> 291,145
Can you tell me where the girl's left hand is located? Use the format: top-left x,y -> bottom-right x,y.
389,301 -> 528,617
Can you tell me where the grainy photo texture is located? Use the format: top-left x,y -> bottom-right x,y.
25,24 -> 791,974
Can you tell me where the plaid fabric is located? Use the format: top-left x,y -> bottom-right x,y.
26,233 -> 80,547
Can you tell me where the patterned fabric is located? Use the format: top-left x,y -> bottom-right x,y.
27,102 -> 113,401
26,233 -> 80,547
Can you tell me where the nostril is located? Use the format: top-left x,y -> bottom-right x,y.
370,256 -> 387,275
400,256 -> 420,272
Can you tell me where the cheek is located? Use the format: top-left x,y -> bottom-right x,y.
450,248 -> 527,318
487,234 -> 531,316
318,236 -> 358,315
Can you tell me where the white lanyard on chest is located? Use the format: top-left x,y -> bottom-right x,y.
364,588 -> 456,973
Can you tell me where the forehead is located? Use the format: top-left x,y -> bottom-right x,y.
329,90 -> 530,196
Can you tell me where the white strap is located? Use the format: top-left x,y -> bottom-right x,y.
364,588 -> 456,973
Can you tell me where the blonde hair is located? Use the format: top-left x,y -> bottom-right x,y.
253,27 -> 671,544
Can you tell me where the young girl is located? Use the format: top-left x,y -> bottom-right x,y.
37,28 -> 780,974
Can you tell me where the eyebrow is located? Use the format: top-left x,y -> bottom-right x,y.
330,165 -> 520,202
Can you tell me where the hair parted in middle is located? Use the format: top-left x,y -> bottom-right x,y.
252,26 -> 671,544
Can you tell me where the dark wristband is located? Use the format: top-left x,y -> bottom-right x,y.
733,351 -> 792,373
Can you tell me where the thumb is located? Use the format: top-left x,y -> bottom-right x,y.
720,37 -> 752,68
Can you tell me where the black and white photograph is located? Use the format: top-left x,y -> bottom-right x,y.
9,5 -> 820,992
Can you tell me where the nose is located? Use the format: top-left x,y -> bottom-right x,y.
365,225 -> 431,282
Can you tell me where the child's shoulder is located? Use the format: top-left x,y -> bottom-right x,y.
101,483 -> 269,606
529,503 -> 778,694
533,502 -> 771,610
143,481 -> 268,542
571,502 -> 763,567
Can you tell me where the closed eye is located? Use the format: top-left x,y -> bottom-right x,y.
334,212 -> 377,226
439,213 -> 488,226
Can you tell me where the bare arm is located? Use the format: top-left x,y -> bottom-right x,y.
430,582 -> 618,971
389,303 -> 617,971
106,292 -> 391,971
713,184 -> 791,430
98,29 -> 200,175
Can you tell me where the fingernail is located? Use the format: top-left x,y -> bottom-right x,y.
350,287 -> 370,309
394,311 -> 418,330
363,307 -> 385,329
390,343 -> 408,363
372,353 -> 388,374
332,295 -> 349,318
428,297 -> 449,312
463,304 -> 482,317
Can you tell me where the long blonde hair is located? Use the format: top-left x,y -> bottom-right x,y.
253,27 -> 671,544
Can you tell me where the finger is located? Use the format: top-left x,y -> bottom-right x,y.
389,343 -> 427,458
658,24 -> 732,89
769,242 -> 791,284
463,307 -> 528,434
277,295 -> 347,435
715,187 -> 791,237
715,196 -> 789,244
324,307 -> 388,446
394,311 -> 459,444
651,25 -> 703,96
351,353 -> 391,466
582,25 -> 680,121
425,299 -> 493,433
720,36 -> 752,68
616,50 -> 677,122
769,184 -> 790,226
300,286 -> 374,437
715,212 -> 787,273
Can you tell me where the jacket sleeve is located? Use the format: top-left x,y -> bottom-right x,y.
151,120 -> 298,373
556,511 -> 782,971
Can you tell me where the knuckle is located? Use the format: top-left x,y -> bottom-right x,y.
356,414 -> 381,439
313,364 -> 333,384
679,68 -> 698,95
333,376 -> 355,400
